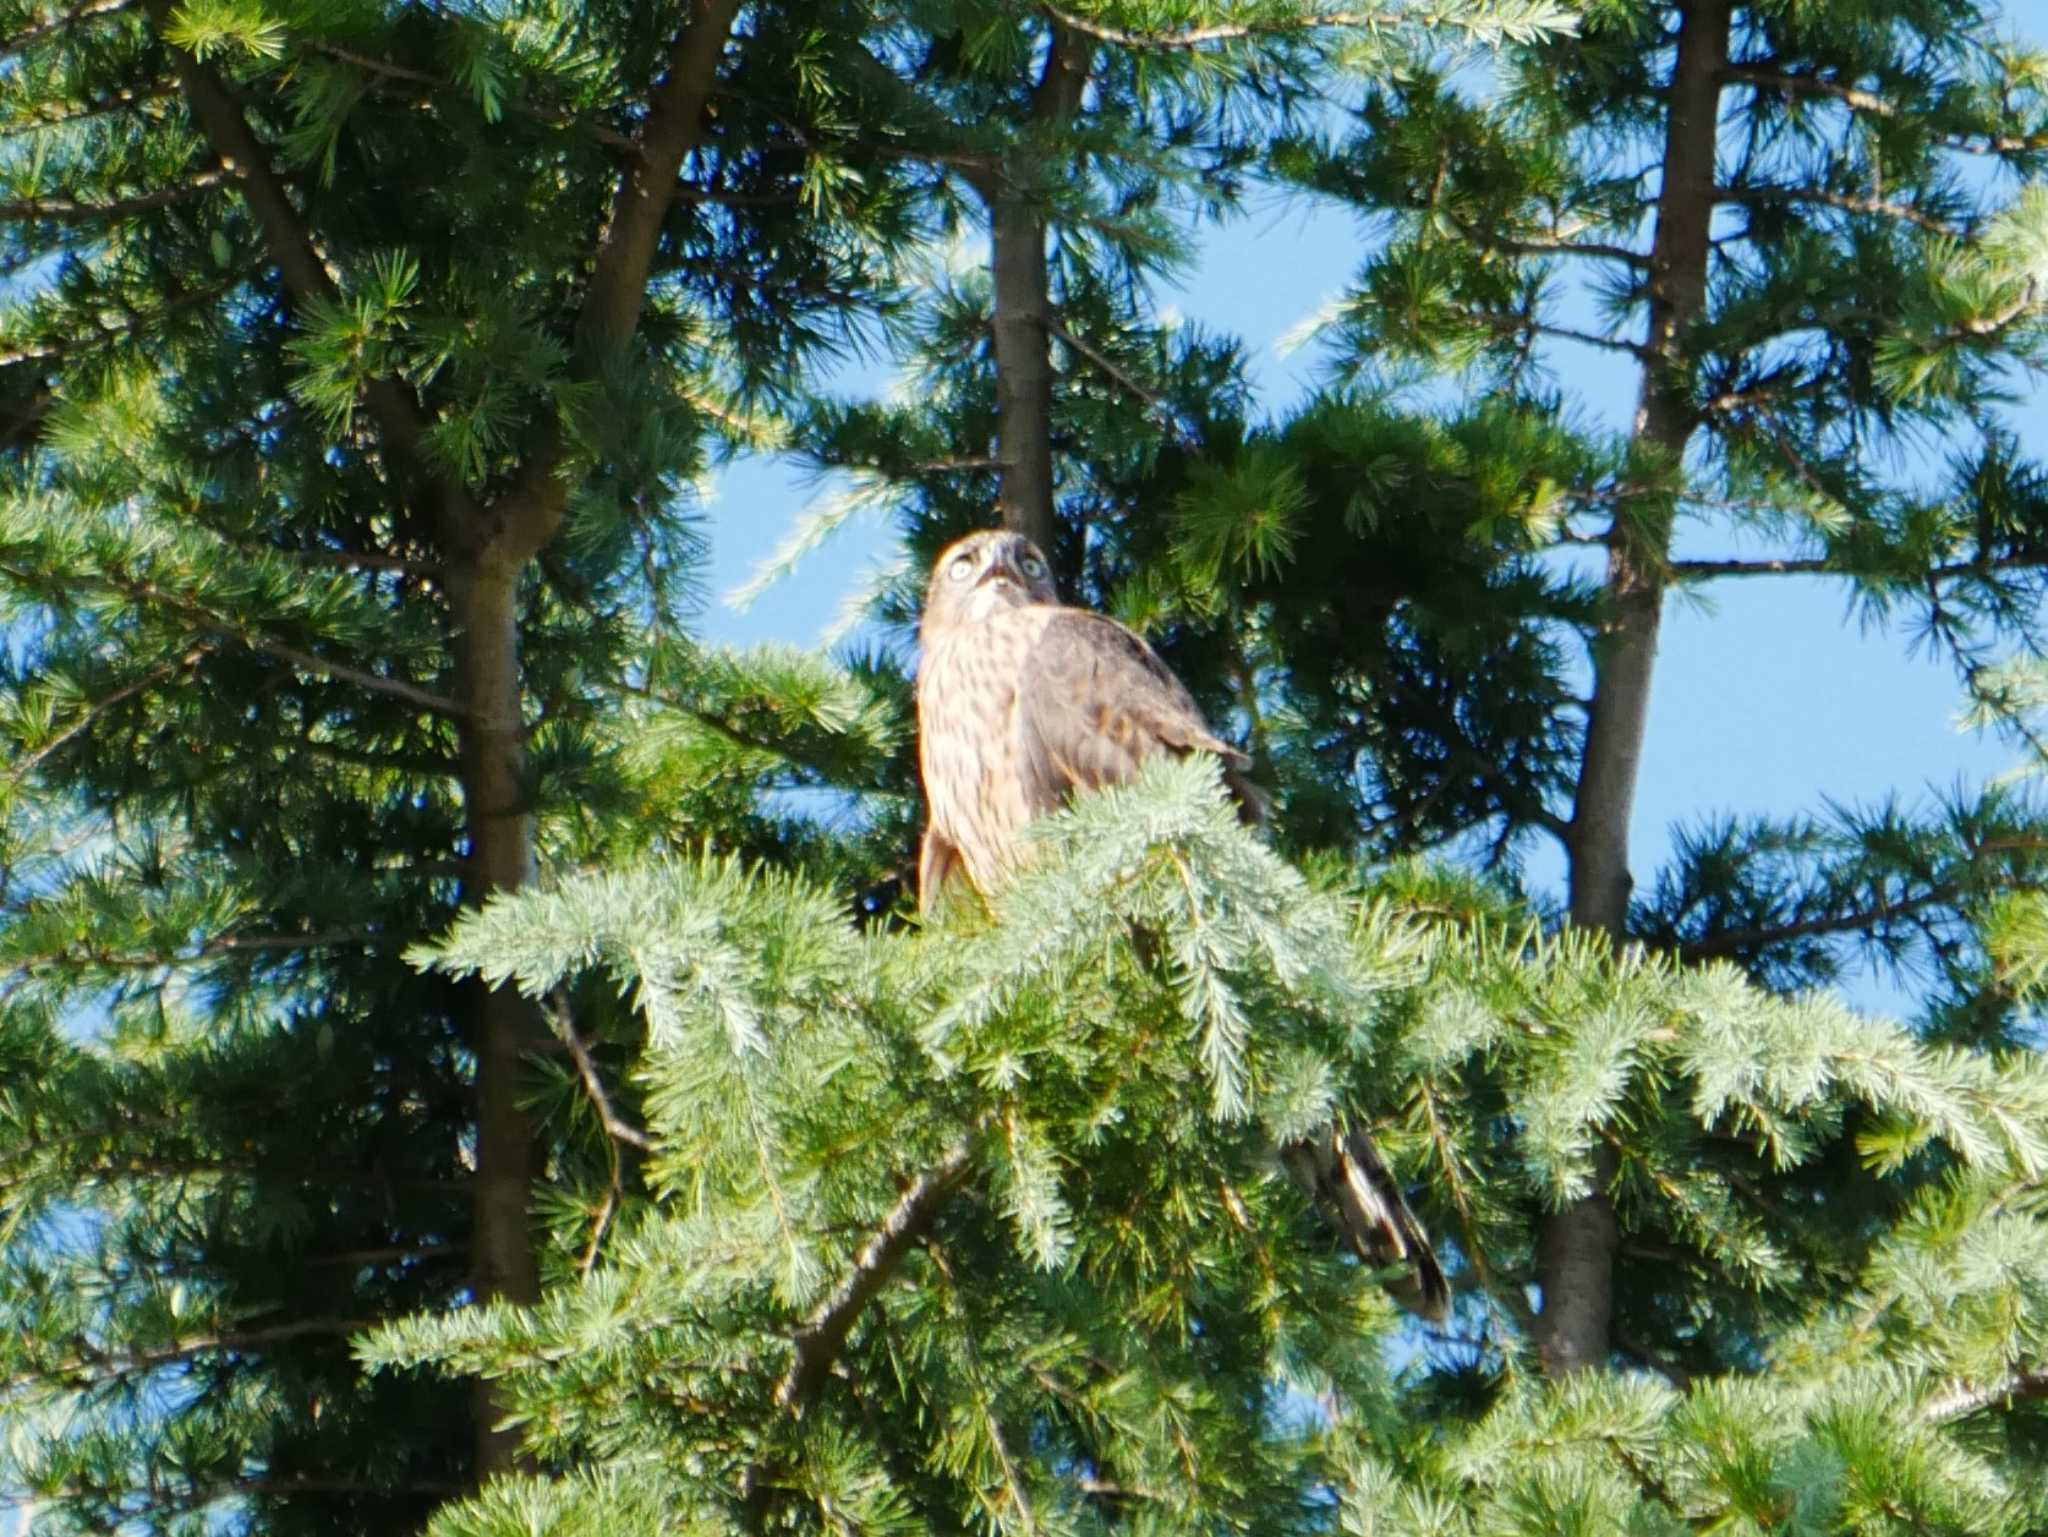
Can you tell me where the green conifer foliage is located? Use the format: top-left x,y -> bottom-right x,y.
7,0 -> 2048,1532
369,762 -> 2048,1536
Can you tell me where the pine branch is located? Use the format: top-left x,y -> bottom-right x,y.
25,1319 -> 374,1387
146,0 -> 448,517
259,544 -> 442,578
1447,213 -> 1647,267
1671,551 -> 2048,580
5,644 -> 211,787
1922,1366 -> 2048,1423
1722,65 -> 1901,119
1473,310 -> 1650,359
1049,318 -> 1188,436
8,929 -> 387,979
0,171 -> 228,222
4,550 -> 463,715
0,271 -> 250,371
617,678 -> 895,791
0,85 -> 172,139
1718,182 -> 1964,237
244,634 -> 463,716
1675,888 -> 1957,964
495,0 -> 745,563
772,1135 -> 977,1414
1669,556 -> 1835,578
1035,1 -> 1407,51
307,40 -> 640,150
1725,64 -> 2048,156
1,0 -> 131,56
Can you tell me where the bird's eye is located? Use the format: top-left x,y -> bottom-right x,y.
948,555 -> 976,581
1020,555 -> 1046,579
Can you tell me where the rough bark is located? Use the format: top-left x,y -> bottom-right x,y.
981,23 -> 1092,559
444,558 -> 545,1472
1542,0 -> 1731,1378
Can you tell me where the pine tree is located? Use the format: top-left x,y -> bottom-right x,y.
1202,0 -> 2048,1374
0,0 -> 915,1525
355,0 -> 2048,1515
10,0 -> 2048,1532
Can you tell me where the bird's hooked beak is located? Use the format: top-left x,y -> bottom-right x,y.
976,550 -> 1026,591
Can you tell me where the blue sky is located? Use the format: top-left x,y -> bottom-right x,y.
694,41 -> 2039,1015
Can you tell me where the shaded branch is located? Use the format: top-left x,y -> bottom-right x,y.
773,1135 -> 977,1414
0,170 -> 228,223
1676,888 -> 1956,964
1049,318 -> 1185,434
231,633 -> 464,718
308,40 -> 639,149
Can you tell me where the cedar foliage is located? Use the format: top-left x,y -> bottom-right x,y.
4,0 -> 2048,1534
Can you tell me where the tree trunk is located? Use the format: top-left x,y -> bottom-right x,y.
1542,0 -> 1731,1377
444,555 -> 546,1472
982,23 -> 1092,560
989,194 -> 1059,555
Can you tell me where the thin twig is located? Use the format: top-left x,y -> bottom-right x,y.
540,992 -> 652,1153
1718,182 -> 1964,238
1923,1366 -> 2048,1423
6,645 -> 211,786
1049,319 -> 1187,436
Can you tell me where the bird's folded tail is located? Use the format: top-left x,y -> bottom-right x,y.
1283,1123 -> 1451,1324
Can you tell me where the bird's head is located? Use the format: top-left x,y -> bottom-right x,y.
919,529 -> 1058,641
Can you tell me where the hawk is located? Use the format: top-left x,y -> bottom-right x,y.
916,527 -> 1450,1322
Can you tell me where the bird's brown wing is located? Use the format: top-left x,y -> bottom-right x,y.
1013,609 -> 1255,815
